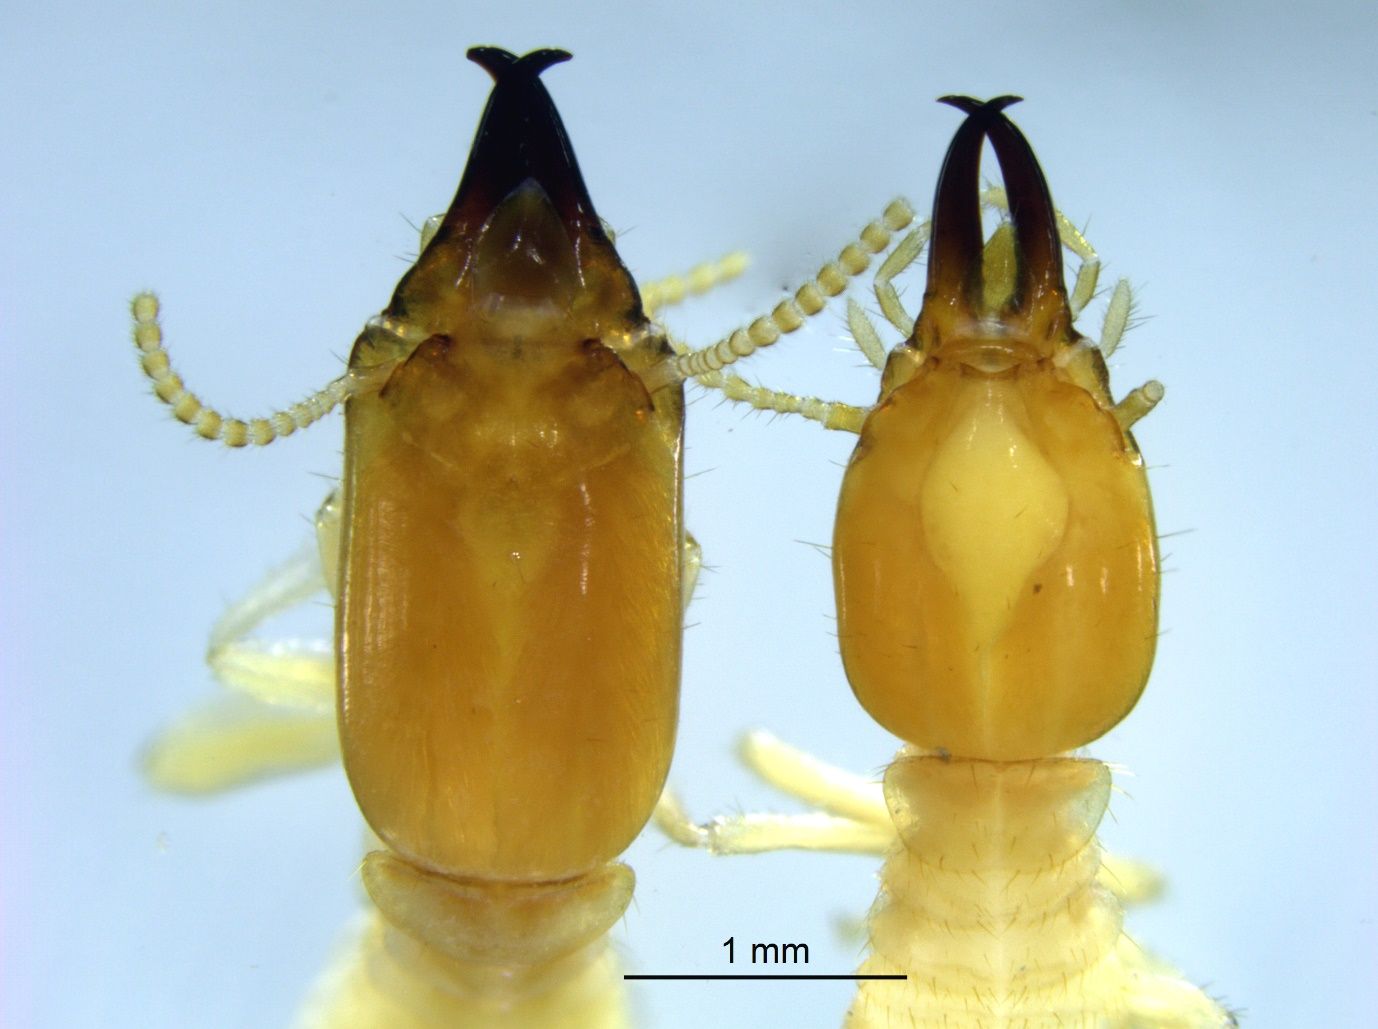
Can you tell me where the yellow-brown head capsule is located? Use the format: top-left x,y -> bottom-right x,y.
834,97 -> 1158,761
338,48 -> 684,882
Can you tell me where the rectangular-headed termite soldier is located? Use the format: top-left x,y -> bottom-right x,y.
660,98 -> 1236,1027
133,47 -> 707,1028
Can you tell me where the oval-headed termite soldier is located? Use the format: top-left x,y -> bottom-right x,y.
135,48 -> 688,1027
661,98 -> 1235,1027
833,95 -> 1158,763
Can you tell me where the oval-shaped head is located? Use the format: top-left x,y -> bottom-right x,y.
834,99 -> 1158,761
339,49 -> 683,881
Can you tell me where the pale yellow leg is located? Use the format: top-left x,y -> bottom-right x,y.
205,488 -> 341,707
144,492 -> 342,793
653,788 -> 889,856
142,696 -> 338,794
204,546 -> 334,709
661,731 -> 1172,907
737,730 -> 888,825
654,731 -> 891,855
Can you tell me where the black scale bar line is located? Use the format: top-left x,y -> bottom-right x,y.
624,974 -> 908,981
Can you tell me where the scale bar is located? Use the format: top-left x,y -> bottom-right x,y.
625,974 -> 907,981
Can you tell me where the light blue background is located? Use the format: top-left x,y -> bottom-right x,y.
3,2 -> 1374,1026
